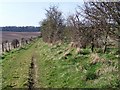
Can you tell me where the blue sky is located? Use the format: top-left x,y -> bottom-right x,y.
0,0 -> 84,26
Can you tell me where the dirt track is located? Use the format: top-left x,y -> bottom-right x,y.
28,56 -> 37,89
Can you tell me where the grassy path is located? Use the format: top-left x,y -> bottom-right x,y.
2,39 -> 39,89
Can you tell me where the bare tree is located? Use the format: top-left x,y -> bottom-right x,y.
66,12 -> 91,49
79,2 -> 119,52
41,6 -> 65,44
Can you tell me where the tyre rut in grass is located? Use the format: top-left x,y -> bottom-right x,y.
28,56 -> 37,89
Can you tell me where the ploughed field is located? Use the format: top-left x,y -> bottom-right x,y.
0,31 -> 41,43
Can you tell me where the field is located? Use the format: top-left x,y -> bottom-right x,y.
0,31 -> 41,54
1,38 -> 119,89
0,31 -> 41,43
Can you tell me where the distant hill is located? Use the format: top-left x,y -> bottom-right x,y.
0,26 -> 40,32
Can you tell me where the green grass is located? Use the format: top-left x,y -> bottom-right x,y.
1,39 -> 39,89
1,38 -> 119,88
35,39 -> 119,88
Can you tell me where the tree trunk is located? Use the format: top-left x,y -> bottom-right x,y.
103,44 -> 107,53
2,43 -> 4,52
91,37 -> 94,52
103,29 -> 109,53
91,42 -> 94,52
8,43 -> 11,51
103,37 -> 108,53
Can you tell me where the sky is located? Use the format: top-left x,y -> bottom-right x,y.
0,0 -> 84,26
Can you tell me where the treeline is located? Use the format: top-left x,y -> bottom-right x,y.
1,26 -> 40,32
40,2 -> 119,53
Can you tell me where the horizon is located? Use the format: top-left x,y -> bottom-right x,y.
0,1 -> 84,27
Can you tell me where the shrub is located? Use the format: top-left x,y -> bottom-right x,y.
79,49 -> 90,55
86,71 -> 98,80
1,56 -> 5,59
95,48 -> 103,53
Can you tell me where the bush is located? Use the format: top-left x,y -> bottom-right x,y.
86,71 -> 98,80
79,49 -> 90,55
1,56 -> 5,59
95,48 -> 103,53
